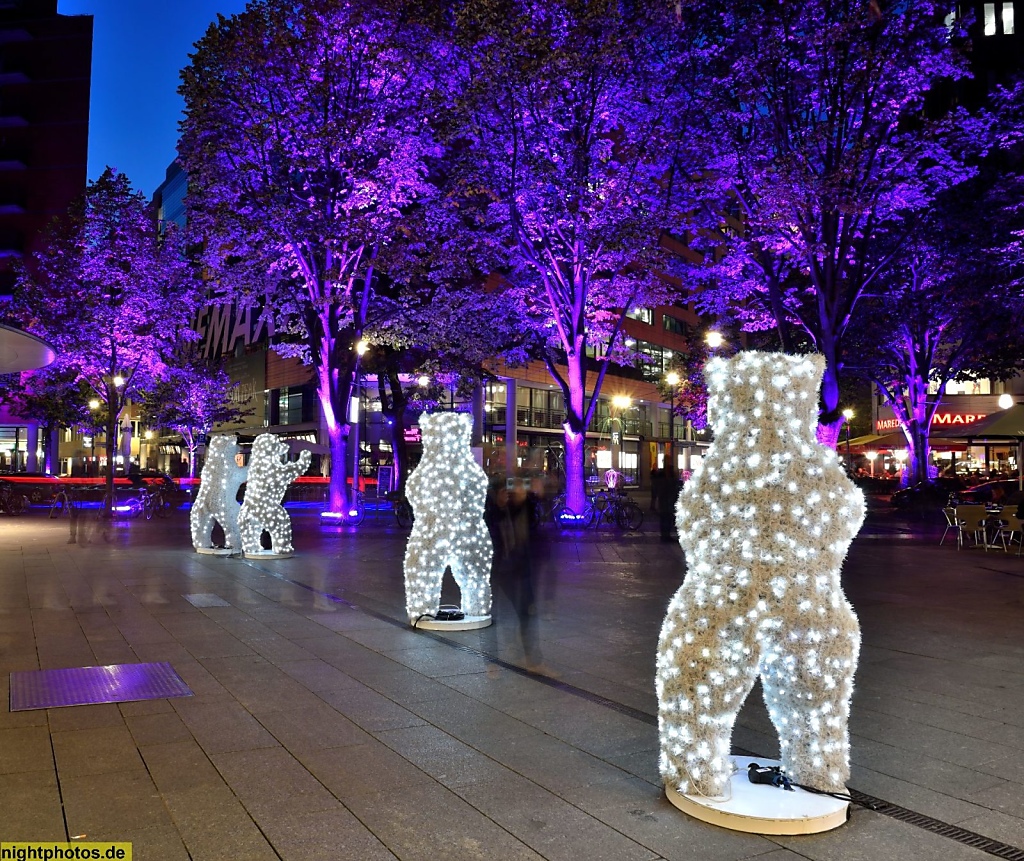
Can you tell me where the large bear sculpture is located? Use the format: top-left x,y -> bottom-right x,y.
404,412 -> 493,623
656,351 -> 864,798
190,434 -> 247,554
238,434 -> 311,557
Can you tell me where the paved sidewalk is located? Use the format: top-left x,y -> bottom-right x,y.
1,506 -> 1023,860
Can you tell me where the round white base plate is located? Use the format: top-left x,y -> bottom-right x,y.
244,550 -> 294,559
414,614 -> 491,631
195,547 -> 239,557
665,756 -> 849,835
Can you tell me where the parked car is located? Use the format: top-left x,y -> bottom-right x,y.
0,471 -> 62,504
953,479 -> 1024,507
890,477 -> 965,509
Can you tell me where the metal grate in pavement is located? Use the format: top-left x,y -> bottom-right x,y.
9,662 -> 193,711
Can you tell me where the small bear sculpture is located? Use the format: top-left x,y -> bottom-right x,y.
404,412 -> 493,622
237,434 -> 311,557
656,351 -> 864,798
191,433 -> 248,553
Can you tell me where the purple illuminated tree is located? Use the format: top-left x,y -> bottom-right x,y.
675,0 -> 981,446
15,168 -> 200,507
849,121 -> 1024,485
141,343 -> 252,478
179,0 -> 442,517
0,367 -> 93,473
440,0 -> 686,513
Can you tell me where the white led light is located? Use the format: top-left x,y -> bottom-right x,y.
403,412 -> 493,622
656,352 -> 864,798
191,434 -> 248,553
237,434 -> 311,556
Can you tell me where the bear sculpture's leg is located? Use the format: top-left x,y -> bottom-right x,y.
190,507 -> 214,549
266,504 -> 293,554
758,600 -> 860,793
220,510 -> 243,552
404,538 -> 450,622
657,589 -> 762,798
448,542 -> 492,617
238,510 -> 264,556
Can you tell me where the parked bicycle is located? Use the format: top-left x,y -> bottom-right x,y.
0,479 -> 27,516
589,489 -> 644,531
141,486 -> 170,520
49,484 -> 84,518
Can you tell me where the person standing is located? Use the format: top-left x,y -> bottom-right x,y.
485,478 -> 543,669
659,466 -> 680,542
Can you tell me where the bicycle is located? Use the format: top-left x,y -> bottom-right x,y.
141,486 -> 170,520
550,492 -> 596,528
386,492 -> 414,528
590,489 -> 644,531
0,480 -> 27,516
49,485 -> 77,518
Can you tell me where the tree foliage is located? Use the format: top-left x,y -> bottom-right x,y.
15,168 -> 200,501
439,0 -> 687,509
141,343 -> 252,478
179,0 -> 444,514
675,0 -> 982,444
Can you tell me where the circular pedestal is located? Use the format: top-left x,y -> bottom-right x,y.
665,756 -> 849,835
244,549 -> 294,560
195,547 -> 239,557
414,614 -> 491,631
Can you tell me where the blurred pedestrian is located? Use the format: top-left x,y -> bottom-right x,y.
649,468 -> 662,512
659,466 -> 680,542
485,477 -> 544,669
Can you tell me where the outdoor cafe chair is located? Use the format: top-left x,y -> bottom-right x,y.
940,507 -> 960,548
995,505 -> 1024,556
953,505 -> 993,551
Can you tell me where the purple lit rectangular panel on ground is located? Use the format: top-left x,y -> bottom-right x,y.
9,662 -> 193,711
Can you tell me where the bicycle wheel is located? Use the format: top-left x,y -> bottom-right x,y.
49,493 -> 66,519
7,494 -> 26,516
616,501 -> 644,531
554,502 -> 594,528
395,500 -> 414,528
346,496 -> 366,526
144,496 -> 155,520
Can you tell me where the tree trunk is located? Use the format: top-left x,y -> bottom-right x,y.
815,356 -> 843,449
105,407 -> 117,517
562,351 -> 589,515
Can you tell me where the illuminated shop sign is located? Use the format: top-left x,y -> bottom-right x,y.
404,426 -> 421,443
875,412 -> 986,432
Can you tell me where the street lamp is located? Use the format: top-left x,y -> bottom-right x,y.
842,408 -> 854,471
705,331 -> 724,351
611,395 -> 631,472
87,399 -> 100,476
351,339 -> 369,508
665,371 -> 680,473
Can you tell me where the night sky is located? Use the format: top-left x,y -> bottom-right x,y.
58,0 -> 249,198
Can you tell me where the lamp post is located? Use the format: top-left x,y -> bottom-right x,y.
842,408 -> 854,472
865,450 -> 877,477
351,339 -> 369,507
665,371 -> 680,473
611,394 -> 631,473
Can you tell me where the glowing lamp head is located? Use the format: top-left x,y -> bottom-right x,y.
88,399 -> 100,410
705,331 -> 724,350
998,393 -> 1014,409
842,409 -> 854,421
356,339 -> 369,356
612,395 -> 632,410
417,374 -> 431,387
666,371 -> 681,387
113,375 -> 124,388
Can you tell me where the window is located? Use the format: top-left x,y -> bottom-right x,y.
627,307 -> 652,324
1004,2 -> 1015,34
985,3 -> 997,35
662,314 -> 693,337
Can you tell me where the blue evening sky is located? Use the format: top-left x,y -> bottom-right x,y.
58,0 -> 250,198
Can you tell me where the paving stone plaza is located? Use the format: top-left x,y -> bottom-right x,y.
1,506 -> 1023,860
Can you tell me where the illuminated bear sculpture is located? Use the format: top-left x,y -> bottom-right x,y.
404,412 -> 493,623
191,433 -> 248,554
656,352 -> 864,798
238,434 -> 311,557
